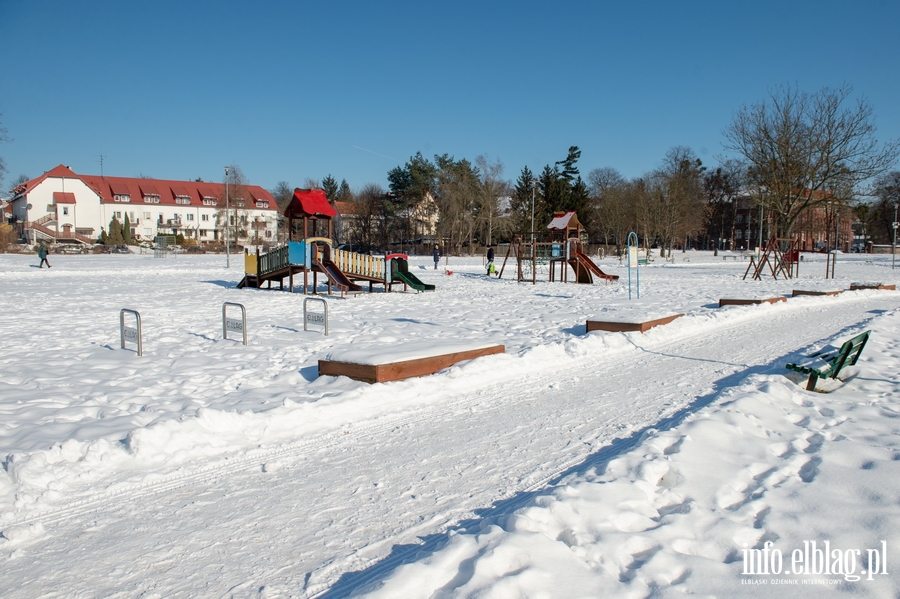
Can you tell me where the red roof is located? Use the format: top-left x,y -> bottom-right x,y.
334,200 -> 359,216
14,165 -> 276,211
285,188 -> 336,218
53,192 -> 77,204
11,164 -> 78,197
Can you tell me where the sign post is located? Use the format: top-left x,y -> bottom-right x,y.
120,309 -> 143,356
222,302 -> 248,345
303,297 -> 329,336
626,231 -> 640,300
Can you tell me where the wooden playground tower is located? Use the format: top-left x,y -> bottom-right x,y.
743,237 -> 800,280
498,211 -> 618,284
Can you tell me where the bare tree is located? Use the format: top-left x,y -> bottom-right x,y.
723,84 -> 900,237
270,181 -> 293,211
434,155 -> 480,254
474,155 -> 508,247
871,171 -> 900,243
703,159 -> 746,251
0,115 -> 9,188
586,167 -> 627,248
351,183 -> 392,250
219,165 -> 251,243
654,146 -> 707,254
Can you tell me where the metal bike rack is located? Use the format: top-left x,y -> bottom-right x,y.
303,297 -> 328,336
223,302 -> 248,345
120,309 -> 143,356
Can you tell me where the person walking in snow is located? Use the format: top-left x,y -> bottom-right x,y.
486,246 -> 495,275
433,245 -> 440,270
37,243 -> 51,268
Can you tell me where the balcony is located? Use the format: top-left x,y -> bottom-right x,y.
157,219 -> 184,230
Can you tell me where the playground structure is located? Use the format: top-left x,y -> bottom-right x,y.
498,211 -> 619,285
743,237 -> 800,281
237,188 -> 435,295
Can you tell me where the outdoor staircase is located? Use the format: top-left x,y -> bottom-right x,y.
24,218 -> 95,244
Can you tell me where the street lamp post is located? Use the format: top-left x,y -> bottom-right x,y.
893,204 -> 898,270
224,166 -> 230,268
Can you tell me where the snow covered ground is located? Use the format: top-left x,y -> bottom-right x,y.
0,249 -> 898,598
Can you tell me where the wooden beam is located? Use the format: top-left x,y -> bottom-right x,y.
849,284 -> 896,290
318,345 -> 505,383
792,290 -> 844,297
718,297 -> 786,307
586,314 -> 683,333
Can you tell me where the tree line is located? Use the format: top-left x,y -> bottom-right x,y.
271,85 -> 898,254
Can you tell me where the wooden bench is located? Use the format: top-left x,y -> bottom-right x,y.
786,330 -> 870,391
318,344 -> 505,383
718,297 -> 786,307
586,314 -> 683,333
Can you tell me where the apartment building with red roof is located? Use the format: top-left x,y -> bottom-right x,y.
9,165 -> 278,245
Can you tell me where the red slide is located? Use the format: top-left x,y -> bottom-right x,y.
313,258 -> 363,292
572,251 -> 619,283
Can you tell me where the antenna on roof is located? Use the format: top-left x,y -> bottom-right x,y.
99,154 -> 106,178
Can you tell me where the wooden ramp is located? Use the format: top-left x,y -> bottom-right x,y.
719,297 -> 786,307
318,345 -> 505,384
586,314 -> 683,333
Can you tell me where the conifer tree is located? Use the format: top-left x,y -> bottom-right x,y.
336,179 -> 353,203
107,217 -> 124,245
123,213 -> 132,245
321,174 -> 339,201
510,166 -> 537,235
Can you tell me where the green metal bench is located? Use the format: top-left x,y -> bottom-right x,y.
786,330 -> 870,391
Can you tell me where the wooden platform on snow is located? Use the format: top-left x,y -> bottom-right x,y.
718,297 -> 786,307
792,289 -> 844,297
849,283 -> 896,291
318,344 -> 505,383
586,314 -> 683,333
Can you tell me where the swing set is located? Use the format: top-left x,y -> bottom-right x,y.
743,237 -> 800,280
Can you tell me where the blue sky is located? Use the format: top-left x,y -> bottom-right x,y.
2,0 -> 899,193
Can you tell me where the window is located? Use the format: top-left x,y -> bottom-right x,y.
144,228 -> 152,236
265,230 -> 272,238
187,213 -> 194,221
114,211 -> 122,219
201,214 -> 209,222
736,230 -> 743,239
203,198 -> 217,206
256,201 -> 269,208
144,195 -> 160,204
736,214 -> 743,223
114,194 -> 131,202
176,197 -> 191,205
63,207 -> 69,215
234,199 -> 245,207
143,212 -> 151,219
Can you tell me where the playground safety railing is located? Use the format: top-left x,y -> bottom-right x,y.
334,248 -> 384,280
258,245 -> 290,276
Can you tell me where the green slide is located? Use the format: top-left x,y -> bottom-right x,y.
392,258 -> 435,292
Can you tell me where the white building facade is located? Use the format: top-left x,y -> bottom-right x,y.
10,165 -> 278,245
